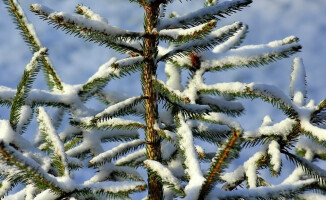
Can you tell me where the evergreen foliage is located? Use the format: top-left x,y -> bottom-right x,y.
0,0 -> 326,199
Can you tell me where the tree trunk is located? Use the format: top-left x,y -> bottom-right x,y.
142,3 -> 163,200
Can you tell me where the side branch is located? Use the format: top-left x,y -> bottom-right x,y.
199,130 -> 241,199
4,0 -> 63,90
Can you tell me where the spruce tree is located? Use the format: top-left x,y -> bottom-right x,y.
1,0 -> 326,199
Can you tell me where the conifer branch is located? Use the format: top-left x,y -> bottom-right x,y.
88,96 -> 144,122
153,78 -> 188,104
115,148 -> 146,167
205,0 -> 219,7
71,117 -> 146,131
158,22 -> 244,61
199,130 -> 242,199
201,36 -> 302,72
15,105 -> 34,135
64,137 -> 82,151
217,179 -> 315,200
30,4 -> 144,45
77,5 -> 145,54
144,160 -> 185,197
9,48 -> 47,131
109,167 -> 144,181
175,113 -> 205,199
311,99 -> 326,124
73,181 -> 147,200
75,5 -> 108,23
158,20 -> 217,43
113,56 -> 145,68
194,112 -> 242,131
1,0 -> 323,199
157,0 -> 252,30
78,59 -> 121,100
99,130 -> 140,143
37,107 -> 69,177
243,119 -> 299,148
0,86 -> 70,108
0,141 -> 65,194
200,82 -> 298,118
3,0 -> 63,91
188,120 -> 231,143
197,95 -> 244,117
89,139 -> 145,167
160,96 -> 210,118
0,180 -> 15,198
283,150 -> 326,185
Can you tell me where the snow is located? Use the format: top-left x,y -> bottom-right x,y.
0,180 -> 11,197
37,107 -> 69,177
0,120 -> 17,143
243,147 -> 267,188
115,148 -> 146,166
158,20 -> 216,40
144,160 -> 183,192
201,81 -> 297,114
199,95 -> 244,113
93,96 -> 142,119
90,139 -> 145,165
11,0 -> 42,48
114,56 -> 144,68
25,48 -> 47,71
158,21 -> 243,61
31,4 -> 142,38
290,57 -> 306,106
161,140 -> 177,160
200,36 -> 300,71
16,105 -> 33,134
25,185 -> 36,200
1,0 -> 326,199
82,180 -> 146,193
165,62 -> 183,91
187,120 -> 231,134
85,58 -> 118,84
282,167 -> 305,184
79,116 -> 144,129
299,192 -> 326,200
244,118 -> 297,140
220,166 -> 245,185
34,190 -> 58,200
0,120 -> 52,170
203,112 -> 242,131
76,5 -> 108,23
183,70 -> 205,103
268,140 -> 281,173
298,107 -> 326,142
261,115 -> 273,126
2,189 -> 26,200
296,137 -> 326,156
0,140 -> 71,192
157,0 -> 252,30
167,157 -> 186,178
176,113 -> 205,200
215,179 -> 315,199
212,24 -> 247,53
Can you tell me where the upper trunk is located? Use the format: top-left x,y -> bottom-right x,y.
142,3 -> 163,200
